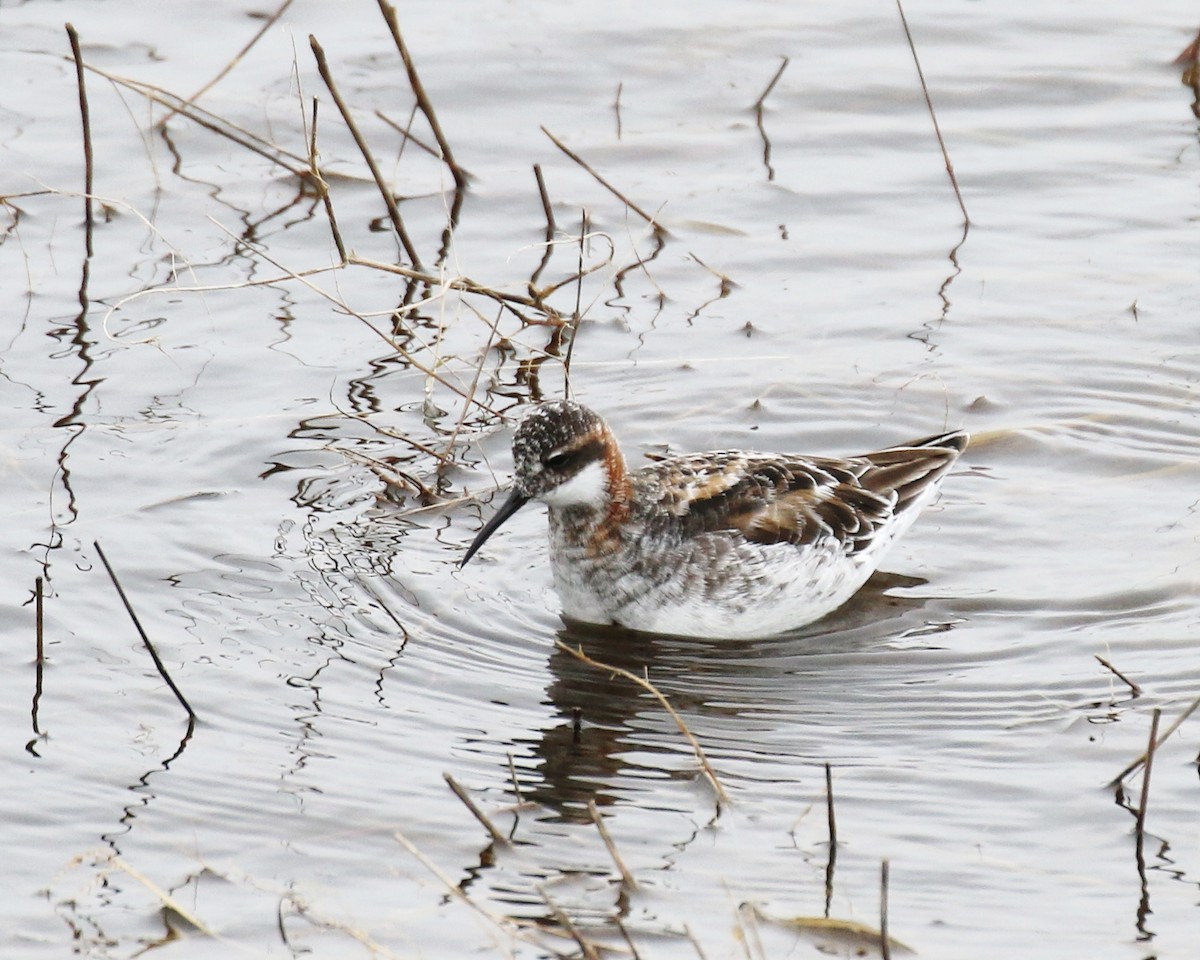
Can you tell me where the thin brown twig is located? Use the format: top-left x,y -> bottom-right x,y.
552,637 -> 729,809
1110,692 -> 1200,785
308,97 -> 348,264
375,0 -> 469,193
309,34 -> 424,269
65,23 -> 94,308
613,81 -> 624,140
1096,655 -> 1142,698
167,0 -> 296,123
94,540 -> 197,722
894,0 -> 969,226
587,799 -> 638,889
541,125 -> 663,231
443,772 -> 509,846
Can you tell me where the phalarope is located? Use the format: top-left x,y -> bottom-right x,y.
461,400 -> 967,639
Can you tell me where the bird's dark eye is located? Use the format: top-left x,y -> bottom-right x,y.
544,450 -> 576,471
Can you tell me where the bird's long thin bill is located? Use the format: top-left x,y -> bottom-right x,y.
459,489 -> 530,567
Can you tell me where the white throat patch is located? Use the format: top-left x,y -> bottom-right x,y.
539,459 -> 608,510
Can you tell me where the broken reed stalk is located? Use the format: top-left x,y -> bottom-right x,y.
613,81 -> 624,139
894,0 -> 969,227
1096,655 -> 1142,698
552,638 -> 730,809
375,0 -> 468,193
880,860 -> 891,960
529,163 -> 556,290
536,884 -> 602,960
168,0 -> 296,123
752,56 -> 789,182
442,772 -> 509,845
587,799 -> 638,889
94,540 -> 196,722
1110,692 -> 1200,785
308,34 -> 424,269
308,97 -> 348,264
1135,709 -> 1161,848
541,126 -> 663,231
65,24 -> 94,260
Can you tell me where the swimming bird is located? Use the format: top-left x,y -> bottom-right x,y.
461,400 -> 967,639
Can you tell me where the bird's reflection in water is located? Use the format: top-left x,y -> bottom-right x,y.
519,571 -> 948,821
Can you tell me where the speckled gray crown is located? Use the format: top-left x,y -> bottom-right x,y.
512,400 -> 604,468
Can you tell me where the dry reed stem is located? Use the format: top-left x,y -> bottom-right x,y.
94,540 -> 196,723
1135,709 -> 1161,842
104,854 -> 218,938
879,860 -> 891,960
308,97 -> 348,264
169,0 -> 296,122
1096,655 -> 1142,698
752,56 -> 789,181
615,917 -> 641,959
529,163 -> 557,291
552,637 -> 730,809
309,34 -> 423,268
375,0 -> 468,193
684,924 -> 709,960
64,25 -> 94,262
1110,692 -> 1200,785
394,827 -> 533,950
541,126 -> 663,232
535,884 -> 602,960
895,0 -> 969,226
587,799 -> 638,889
443,772 -> 509,846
